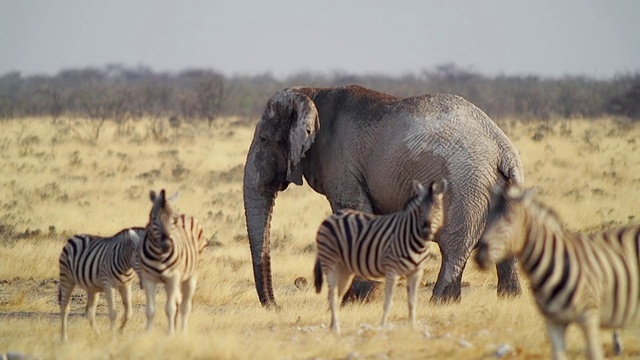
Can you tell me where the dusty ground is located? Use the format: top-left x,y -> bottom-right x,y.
0,115 -> 639,359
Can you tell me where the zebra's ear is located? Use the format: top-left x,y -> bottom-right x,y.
431,179 -> 448,195
412,180 -> 425,195
505,185 -> 523,199
505,186 -> 535,203
149,190 -> 157,202
168,192 -> 180,204
521,188 -> 537,204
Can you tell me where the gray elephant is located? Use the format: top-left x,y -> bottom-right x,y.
243,85 -> 524,307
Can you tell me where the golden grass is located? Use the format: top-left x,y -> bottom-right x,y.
0,116 -> 639,359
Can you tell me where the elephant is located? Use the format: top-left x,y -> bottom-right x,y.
243,84 -> 525,308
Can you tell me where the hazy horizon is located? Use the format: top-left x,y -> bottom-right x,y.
1,0 -> 639,79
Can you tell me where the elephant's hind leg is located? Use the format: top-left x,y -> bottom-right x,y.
431,247 -> 468,304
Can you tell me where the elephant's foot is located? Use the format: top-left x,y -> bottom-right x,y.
430,282 -> 462,304
340,276 -> 383,305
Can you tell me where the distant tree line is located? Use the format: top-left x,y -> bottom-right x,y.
0,63 -> 639,123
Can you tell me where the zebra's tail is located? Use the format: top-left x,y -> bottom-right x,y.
314,258 -> 323,293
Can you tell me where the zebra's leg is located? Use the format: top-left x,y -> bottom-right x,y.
546,321 -> 568,360
613,330 -> 623,356
118,283 -> 132,332
495,256 -> 521,297
104,286 -> 117,333
336,271 -> 355,302
86,291 -> 100,335
165,277 -> 181,335
327,268 -> 341,334
381,272 -> 399,328
580,312 -> 604,360
179,277 -> 197,333
143,279 -> 157,332
59,282 -> 75,342
406,269 -> 423,330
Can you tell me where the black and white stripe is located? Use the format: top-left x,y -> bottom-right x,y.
475,186 -> 639,359
314,180 -> 447,334
137,189 -> 207,335
58,227 -> 145,342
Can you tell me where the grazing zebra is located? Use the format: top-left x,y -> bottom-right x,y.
58,227 -> 146,342
138,189 -> 208,335
314,180 -> 447,334
475,185 -> 639,360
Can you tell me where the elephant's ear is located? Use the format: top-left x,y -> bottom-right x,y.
287,93 -> 319,185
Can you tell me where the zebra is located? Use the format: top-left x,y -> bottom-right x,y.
58,227 -> 146,342
475,185 -> 639,360
314,180 -> 447,334
137,189 -> 208,335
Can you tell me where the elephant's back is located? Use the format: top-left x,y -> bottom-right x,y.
366,93 -> 522,235
391,93 -> 521,168
395,93 -> 497,129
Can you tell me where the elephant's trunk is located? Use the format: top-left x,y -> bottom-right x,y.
243,177 -> 279,308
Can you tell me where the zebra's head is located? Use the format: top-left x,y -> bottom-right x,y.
412,179 -> 447,240
475,184 -> 535,270
148,189 -> 180,253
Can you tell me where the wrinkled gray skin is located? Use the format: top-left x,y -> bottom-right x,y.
243,85 -> 525,308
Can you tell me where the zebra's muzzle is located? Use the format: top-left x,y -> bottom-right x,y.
160,239 -> 171,252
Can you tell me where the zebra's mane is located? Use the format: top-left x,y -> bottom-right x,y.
490,189 -> 567,236
523,196 -> 571,237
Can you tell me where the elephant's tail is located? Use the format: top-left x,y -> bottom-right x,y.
499,152 -> 525,187
314,258 -> 323,293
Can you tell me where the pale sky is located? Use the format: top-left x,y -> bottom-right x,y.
1,0 -> 638,78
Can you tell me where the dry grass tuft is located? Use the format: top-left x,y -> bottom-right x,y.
0,116 -> 639,359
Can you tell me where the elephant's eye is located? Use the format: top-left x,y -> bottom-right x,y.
259,135 -> 268,143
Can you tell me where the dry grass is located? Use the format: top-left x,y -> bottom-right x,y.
0,116 -> 639,359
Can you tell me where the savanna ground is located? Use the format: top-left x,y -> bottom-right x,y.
0,115 -> 639,359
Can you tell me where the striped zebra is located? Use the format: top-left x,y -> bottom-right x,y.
314,180 -> 447,334
58,227 -> 146,342
475,185 -> 639,360
138,189 -> 208,335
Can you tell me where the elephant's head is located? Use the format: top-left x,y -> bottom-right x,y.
243,89 -> 319,307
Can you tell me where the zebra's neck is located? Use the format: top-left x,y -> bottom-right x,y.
405,204 -> 432,250
145,231 -> 173,254
519,202 -> 572,286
